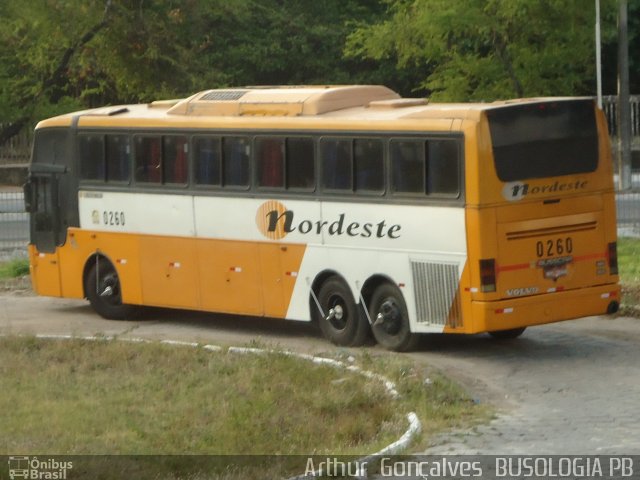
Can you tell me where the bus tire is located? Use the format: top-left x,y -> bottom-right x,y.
369,283 -> 419,352
488,327 -> 526,340
84,258 -> 139,320
316,277 -> 369,347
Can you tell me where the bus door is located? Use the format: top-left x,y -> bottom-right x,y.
24,127 -> 74,253
24,127 -> 73,297
25,169 -> 63,253
24,167 -> 67,296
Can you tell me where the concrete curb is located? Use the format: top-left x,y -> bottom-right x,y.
4,333 -> 422,476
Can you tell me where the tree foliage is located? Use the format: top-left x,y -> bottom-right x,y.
0,0 -> 394,141
0,0 -> 638,145
346,0 -> 619,101
631,0 -> 640,92
0,0 -> 112,142
602,0 -> 640,94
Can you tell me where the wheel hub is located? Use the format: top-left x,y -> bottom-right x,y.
326,297 -> 348,330
375,299 -> 402,335
327,304 -> 344,321
100,285 -> 114,297
99,273 -> 120,304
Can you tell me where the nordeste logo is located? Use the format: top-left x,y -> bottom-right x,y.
503,182 -> 527,202
502,180 -> 588,202
255,201 -> 402,240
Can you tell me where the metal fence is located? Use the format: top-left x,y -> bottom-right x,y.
0,190 -> 28,260
606,96 -> 640,236
602,95 -> 640,139
616,182 -> 640,237
0,128 -> 31,165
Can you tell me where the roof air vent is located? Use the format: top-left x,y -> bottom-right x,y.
200,90 -> 249,101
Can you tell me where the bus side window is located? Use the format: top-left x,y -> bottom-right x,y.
427,140 -> 460,196
223,137 -> 250,188
320,138 -> 352,191
286,137 -> 314,191
256,137 -> 285,189
354,138 -> 384,194
193,136 -> 221,186
79,134 -> 105,181
163,135 -> 188,185
105,135 -> 130,183
135,136 -> 162,184
390,140 -> 425,195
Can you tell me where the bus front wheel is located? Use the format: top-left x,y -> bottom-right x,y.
316,277 -> 369,347
84,257 -> 139,320
369,284 -> 419,352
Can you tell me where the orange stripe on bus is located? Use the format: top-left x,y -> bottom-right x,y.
498,251 -> 606,273
573,252 -> 606,262
497,263 -> 530,273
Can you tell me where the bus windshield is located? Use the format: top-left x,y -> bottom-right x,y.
487,99 -> 598,182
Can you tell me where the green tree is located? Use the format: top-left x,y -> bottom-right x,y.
601,0 -> 640,94
631,0 -> 640,92
0,0 -> 396,145
186,0 -> 406,90
0,0 -> 113,143
346,0 -> 618,101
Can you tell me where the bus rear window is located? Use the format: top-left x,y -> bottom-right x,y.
487,100 -> 598,182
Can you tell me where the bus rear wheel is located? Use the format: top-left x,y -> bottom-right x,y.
369,284 -> 418,352
316,277 -> 369,347
488,327 -> 526,339
84,257 -> 139,320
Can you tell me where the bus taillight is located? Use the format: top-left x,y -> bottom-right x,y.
480,259 -> 497,292
608,242 -> 618,275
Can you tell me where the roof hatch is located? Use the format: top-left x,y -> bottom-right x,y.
166,85 -> 400,116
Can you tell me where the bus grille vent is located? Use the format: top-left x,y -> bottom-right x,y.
411,261 -> 461,327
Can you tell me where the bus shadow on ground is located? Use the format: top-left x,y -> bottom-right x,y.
127,306 -> 325,343
49,299 -> 618,362
417,324 -> 617,363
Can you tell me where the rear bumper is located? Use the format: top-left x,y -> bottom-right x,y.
467,283 -> 620,333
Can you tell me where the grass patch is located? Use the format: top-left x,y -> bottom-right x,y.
0,336 -> 486,478
618,237 -> 640,284
354,350 -> 491,448
0,258 -> 29,279
618,237 -> 640,309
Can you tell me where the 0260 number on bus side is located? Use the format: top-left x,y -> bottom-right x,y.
103,210 -> 126,227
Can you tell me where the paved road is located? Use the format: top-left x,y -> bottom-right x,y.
1,293 -> 639,455
414,317 -> 640,454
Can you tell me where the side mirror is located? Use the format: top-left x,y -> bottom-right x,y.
23,180 -> 34,213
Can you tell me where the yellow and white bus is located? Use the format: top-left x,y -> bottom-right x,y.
24,85 -> 620,351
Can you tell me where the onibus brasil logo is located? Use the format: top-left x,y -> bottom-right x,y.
8,456 -> 73,479
255,200 -> 402,240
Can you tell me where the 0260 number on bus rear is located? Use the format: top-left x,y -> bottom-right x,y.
536,237 -> 573,257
